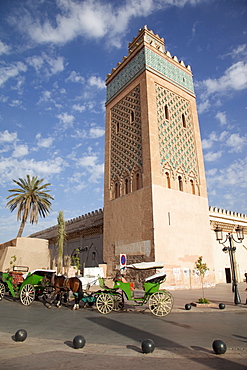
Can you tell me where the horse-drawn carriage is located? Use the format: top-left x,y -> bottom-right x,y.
0,262 -> 173,317
0,266 -> 55,306
92,262 -> 174,316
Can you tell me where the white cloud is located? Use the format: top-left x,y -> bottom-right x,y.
207,156 -> 247,188
38,90 -> 52,103
206,168 -> 217,176
89,127 -> 105,138
26,55 -> 44,72
66,71 -> 85,84
232,44 -> 247,58
45,54 -> 65,74
0,40 -> 11,55
26,53 -> 65,75
56,112 -> 75,129
11,0 -> 206,47
204,151 -> 222,162
0,61 -> 27,87
12,145 -> 29,157
202,130 -> 228,150
78,155 -> 98,167
72,104 -> 86,112
224,44 -> 247,60
197,99 -> 210,114
36,133 -> 54,148
225,133 -> 247,153
0,156 -> 66,186
0,130 -> 17,144
88,76 -> 105,90
215,111 -> 227,126
77,155 -> 104,182
9,99 -> 23,107
201,61 -> 247,96
202,138 -> 213,150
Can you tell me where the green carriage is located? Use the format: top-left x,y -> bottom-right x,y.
0,266 -> 55,306
95,262 -> 174,317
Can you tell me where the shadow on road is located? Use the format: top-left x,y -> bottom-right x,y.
87,316 -> 246,369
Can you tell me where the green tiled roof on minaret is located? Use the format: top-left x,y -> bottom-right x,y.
106,25 -> 194,104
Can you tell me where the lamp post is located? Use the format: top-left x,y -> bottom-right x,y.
214,225 -> 244,305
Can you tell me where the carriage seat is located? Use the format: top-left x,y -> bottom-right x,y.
98,277 -> 115,289
9,271 -> 24,285
145,271 -> 166,284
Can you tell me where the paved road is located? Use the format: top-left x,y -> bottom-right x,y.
0,294 -> 246,369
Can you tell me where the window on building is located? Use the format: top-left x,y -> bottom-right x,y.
164,105 -> 169,120
178,176 -> 183,191
165,172 -> 171,188
114,182 -> 120,199
124,178 -> 129,195
135,173 -> 140,190
190,179 -> 195,195
116,122 -> 120,134
130,111 -> 135,123
133,171 -> 142,191
182,114 -> 186,128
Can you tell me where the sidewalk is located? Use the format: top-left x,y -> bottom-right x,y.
124,282 -> 247,313
171,282 -> 247,312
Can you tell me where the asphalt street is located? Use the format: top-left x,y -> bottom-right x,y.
0,289 -> 246,370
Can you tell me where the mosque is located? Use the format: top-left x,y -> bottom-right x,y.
29,26 -> 247,289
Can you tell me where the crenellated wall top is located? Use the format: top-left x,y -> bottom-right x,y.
209,206 -> 247,219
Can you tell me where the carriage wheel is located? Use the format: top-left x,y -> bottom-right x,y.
0,282 -> 5,300
96,293 -> 114,314
113,293 -> 124,311
149,291 -> 173,317
20,284 -> 35,306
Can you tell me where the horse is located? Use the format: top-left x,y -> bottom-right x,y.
45,274 -> 83,310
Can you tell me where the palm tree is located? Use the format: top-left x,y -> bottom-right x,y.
6,175 -> 54,238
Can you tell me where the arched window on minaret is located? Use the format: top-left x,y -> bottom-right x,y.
165,172 -> 171,188
114,182 -> 120,199
164,105 -> 169,120
132,170 -> 142,191
124,178 -> 129,195
190,179 -> 195,195
178,175 -> 183,191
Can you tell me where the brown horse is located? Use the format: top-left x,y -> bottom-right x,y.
48,274 -> 83,310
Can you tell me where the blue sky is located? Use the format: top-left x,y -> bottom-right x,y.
0,0 -> 246,243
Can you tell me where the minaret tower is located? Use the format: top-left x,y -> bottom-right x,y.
103,26 -> 214,287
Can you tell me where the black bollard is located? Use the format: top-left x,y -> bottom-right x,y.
212,339 -> 227,354
73,335 -> 86,349
142,339 -> 155,354
185,303 -> 191,310
15,329 -> 27,342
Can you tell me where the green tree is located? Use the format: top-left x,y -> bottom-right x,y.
6,175 -> 54,238
57,210 -> 66,274
195,256 -> 209,303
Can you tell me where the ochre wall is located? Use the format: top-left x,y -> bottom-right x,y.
0,237 -> 50,271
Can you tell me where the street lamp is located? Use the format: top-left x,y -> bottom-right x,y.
214,225 -> 244,305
